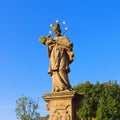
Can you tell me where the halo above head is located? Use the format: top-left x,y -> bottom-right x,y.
49,20 -> 68,35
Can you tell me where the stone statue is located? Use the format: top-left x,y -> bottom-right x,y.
39,23 -> 74,92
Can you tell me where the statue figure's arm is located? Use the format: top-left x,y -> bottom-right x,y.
56,41 -> 73,50
54,36 -> 73,50
39,35 -> 55,46
56,36 -> 74,63
39,35 -> 56,58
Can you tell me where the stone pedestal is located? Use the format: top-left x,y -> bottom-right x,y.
42,91 -> 83,120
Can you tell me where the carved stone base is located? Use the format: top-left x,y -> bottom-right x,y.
42,91 -> 83,120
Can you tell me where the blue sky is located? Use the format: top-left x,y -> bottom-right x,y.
0,0 -> 120,119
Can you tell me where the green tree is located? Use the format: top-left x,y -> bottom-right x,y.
74,80 -> 120,120
74,81 -> 94,120
96,81 -> 120,120
15,95 -> 40,120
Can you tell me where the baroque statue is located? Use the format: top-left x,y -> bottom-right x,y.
39,20 -> 74,92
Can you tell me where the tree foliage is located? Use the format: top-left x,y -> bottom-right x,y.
74,80 -> 120,120
15,95 -> 40,120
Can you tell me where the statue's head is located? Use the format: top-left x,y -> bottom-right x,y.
51,24 -> 61,36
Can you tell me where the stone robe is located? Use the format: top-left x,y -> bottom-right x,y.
46,36 -> 74,92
